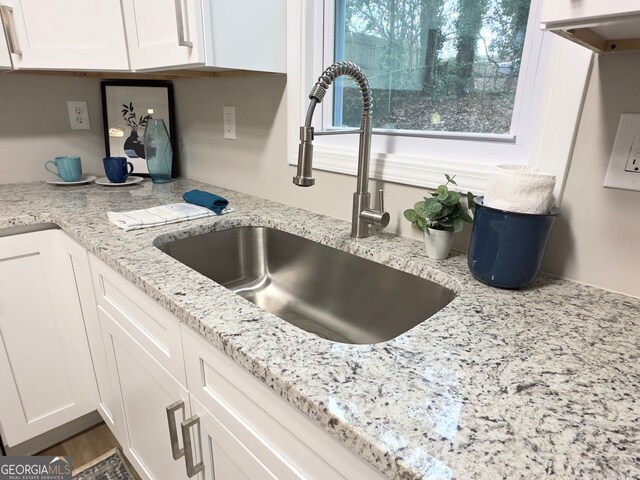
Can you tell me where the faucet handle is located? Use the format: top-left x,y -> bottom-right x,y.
360,189 -> 390,228
376,189 -> 390,228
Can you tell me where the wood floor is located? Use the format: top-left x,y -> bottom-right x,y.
37,422 -> 141,479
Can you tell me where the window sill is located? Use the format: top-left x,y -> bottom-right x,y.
287,144 -> 495,194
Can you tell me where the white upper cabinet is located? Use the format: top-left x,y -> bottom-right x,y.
205,1 -> 285,73
0,15 -> 11,68
121,0 -> 206,71
541,0 -> 640,53
541,1 -> 640,26
0,0 -> 129,70
122,0 -> 286,73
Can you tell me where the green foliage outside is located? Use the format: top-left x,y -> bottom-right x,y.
337,0 -> 532,134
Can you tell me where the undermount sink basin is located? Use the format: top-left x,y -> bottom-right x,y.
158,226 -> 456,344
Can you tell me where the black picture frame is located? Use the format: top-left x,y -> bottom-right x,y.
100,80 -> 179,177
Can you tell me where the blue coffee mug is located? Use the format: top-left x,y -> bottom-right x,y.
103,157 -> 134,183
45,156 -> 82,182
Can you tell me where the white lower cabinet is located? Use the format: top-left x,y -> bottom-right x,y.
90,254 -> 387,480
98,304 -> 194,480
190,394 -> 281,480
0,232 -> 387,478
181,326 -> 387,480
89,254 -> 187,385
64,238 -> 120,440
0,229 -> 98,447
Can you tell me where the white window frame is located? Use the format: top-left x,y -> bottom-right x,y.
286,0 -> 594,202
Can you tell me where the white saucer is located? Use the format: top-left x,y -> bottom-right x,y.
96,176 -> 144,187
46,175 -> 97,186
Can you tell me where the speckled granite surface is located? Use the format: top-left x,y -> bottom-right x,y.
1,178 -> 638,480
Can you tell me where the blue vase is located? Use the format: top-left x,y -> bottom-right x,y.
467,197 -> 560,289
144,119 -> 172,183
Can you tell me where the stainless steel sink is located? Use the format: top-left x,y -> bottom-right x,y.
158,226 -> 455,344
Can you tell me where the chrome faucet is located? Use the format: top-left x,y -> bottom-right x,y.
293,61 -> 390,238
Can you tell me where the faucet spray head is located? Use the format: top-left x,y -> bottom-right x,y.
293,126 -> 315,187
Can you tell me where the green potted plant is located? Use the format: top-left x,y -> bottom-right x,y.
404,174 -> 475,259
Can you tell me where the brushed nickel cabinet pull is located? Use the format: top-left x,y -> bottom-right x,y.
0,6 -> 22,55
181,415 -> 205,478
166,400 -> 186,460
173,0 -> 193,48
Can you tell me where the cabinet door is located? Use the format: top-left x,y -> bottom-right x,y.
0,230 -> 98,446
121,0 -> 205,71
99,305 -> 192,480
60,236 -> 121,443
189,395 -> 278,480
206,0 -> 286,73
0,0 -> 129,70
541,0 -> 640,25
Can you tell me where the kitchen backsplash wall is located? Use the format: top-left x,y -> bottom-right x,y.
173,74 -> 450,243
542,53 -> 640,298
0,75 -> 105,183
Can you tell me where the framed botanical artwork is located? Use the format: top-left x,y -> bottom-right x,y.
100,80 -> 178,176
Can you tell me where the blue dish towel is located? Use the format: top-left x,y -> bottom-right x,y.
183,189 -> 229,214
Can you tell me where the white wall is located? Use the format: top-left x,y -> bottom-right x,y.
0,74 -> 105,183
541,53 -> 640,297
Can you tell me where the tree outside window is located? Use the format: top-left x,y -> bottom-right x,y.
334,0 -> 532,134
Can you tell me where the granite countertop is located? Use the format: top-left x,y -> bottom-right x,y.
1,178 -> 638,479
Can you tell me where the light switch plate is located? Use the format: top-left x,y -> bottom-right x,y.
604,113 -> 640,191
67,101 -> 91,130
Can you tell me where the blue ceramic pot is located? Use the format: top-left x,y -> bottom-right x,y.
467,197 -> 559,289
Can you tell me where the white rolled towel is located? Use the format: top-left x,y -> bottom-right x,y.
483,165 -> 556,214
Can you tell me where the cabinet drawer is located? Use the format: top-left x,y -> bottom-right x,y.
181,325 -> 386,480
89,254 -> 185,385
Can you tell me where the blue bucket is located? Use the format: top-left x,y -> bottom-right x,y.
467,197 -> 559,289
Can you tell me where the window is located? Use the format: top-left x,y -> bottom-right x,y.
333,0 -> 532,135
287,0 -> 593,198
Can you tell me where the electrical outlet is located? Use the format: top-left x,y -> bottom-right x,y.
223,106 -> 236,140
67,101 -> 91,130
604,113 -> 640,192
